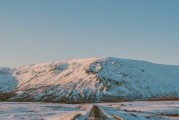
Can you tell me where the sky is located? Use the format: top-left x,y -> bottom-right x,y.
0,0 -> 179,68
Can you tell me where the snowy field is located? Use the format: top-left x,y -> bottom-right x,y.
0,101 -> 178,120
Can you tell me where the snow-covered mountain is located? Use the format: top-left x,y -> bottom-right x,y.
0,57 -> 179,103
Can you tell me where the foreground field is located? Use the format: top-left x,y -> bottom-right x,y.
0,101 -> 178,120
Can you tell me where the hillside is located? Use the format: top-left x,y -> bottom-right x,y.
0,57 -> 179,103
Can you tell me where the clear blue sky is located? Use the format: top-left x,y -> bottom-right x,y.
0,0 -> 179,68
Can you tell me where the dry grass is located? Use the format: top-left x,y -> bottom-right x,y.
0,92 -> 16,101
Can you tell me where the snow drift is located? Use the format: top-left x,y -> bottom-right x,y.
0,57 -> 179,103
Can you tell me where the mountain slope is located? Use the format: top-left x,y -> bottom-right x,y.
0,57 -> 179,102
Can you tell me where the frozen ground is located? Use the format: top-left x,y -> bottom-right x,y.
100,101 -> 179,120
0,101 -> 178,120
0,102 -> 91,120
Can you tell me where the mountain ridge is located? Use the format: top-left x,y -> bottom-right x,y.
0,57 -> 179,103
